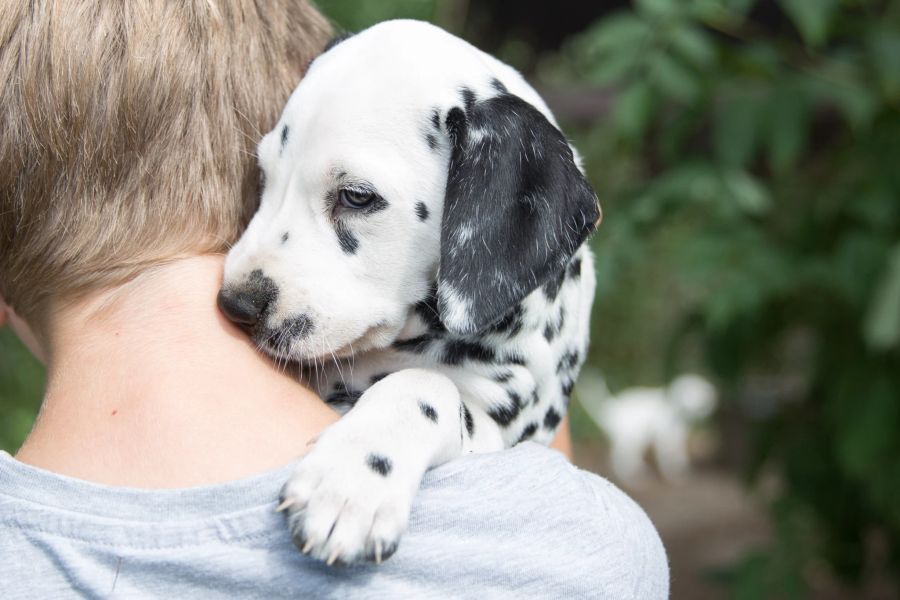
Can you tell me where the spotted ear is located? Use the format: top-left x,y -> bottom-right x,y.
436,91 -> 600,336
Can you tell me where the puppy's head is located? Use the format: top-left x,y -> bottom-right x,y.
219,20 -> 599,362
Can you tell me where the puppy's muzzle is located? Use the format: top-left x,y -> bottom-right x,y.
218,270 -> 316,353
218,287 -> 268,329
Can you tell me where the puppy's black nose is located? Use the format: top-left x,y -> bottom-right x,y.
217,287 -> 268,327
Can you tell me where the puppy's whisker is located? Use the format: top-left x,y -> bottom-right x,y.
323,334 -> 347,393
346,341 -> 356,382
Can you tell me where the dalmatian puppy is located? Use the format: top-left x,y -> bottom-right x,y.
217,20 -> 600,565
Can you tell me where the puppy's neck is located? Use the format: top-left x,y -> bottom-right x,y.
15,254 -> 338,488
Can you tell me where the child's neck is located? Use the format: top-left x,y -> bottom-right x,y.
16,254 -> 338,488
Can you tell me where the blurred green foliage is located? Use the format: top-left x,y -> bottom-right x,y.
1,0 -> 898,596
548,0 -> 900,596
0,328 -> 44,452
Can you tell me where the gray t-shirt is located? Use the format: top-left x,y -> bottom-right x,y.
0,443 -> 668,599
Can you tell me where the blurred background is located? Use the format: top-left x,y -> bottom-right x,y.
2,0 -> 898,597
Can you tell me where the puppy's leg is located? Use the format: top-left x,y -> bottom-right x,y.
279,368 -> 498,565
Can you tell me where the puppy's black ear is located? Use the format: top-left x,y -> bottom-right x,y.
437,92 -> 600,336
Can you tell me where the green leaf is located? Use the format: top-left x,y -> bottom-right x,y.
575,14 -> 650,84
636,0 -> 679,18
766,84 -> 811,172
832,371 -> 900,480
689,0 -> 759,19
867,27 -> 900,101
777,0 -> 838,47
585,48 -> 643,84
864,244 -> 900,350
613,81 -> 655,140
827,83 -> 878,130
580,14 -> 652,56
648,52 -> 700,102
722,170 -> 772,216
714,86 -> 763,168
668,25 -> 716,69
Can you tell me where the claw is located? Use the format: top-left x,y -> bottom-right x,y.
302,540 -> 314,554
276,498 -> 296,512
327,549 -> 340,566
375,541 -> 382,564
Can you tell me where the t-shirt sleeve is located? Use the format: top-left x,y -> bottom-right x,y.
574,468 -> 670,599
431,445 -> 670,599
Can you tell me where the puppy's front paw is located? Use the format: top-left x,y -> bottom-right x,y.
278,445 -> 411,566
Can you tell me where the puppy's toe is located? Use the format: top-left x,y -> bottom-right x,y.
364,506 -> 405,563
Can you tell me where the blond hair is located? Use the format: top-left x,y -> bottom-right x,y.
0,1 -> 331,339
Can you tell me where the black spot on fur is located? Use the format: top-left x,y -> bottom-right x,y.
280,125 -> 289,148
415,202 -> 430,221
503,353 -> 527,366
335,221 -> 359,254
326,383 -> 362,407
370,372 -> 390,385
544,407 -> 562,430
366,453 -> 392,477
265,314 -> 313,350
557,349 -> 581,374
393,334 -> 434,354
413,289 -> 445,333
431,108 -> 441,130
280,314 -> 314,341
426,133 -> 438,151
419,401 -> 438,423
490,78 -> 508,94
561,379 -> 574,398
485,303 -> 524,337
442,339 -> 496,365
516,422 -> 538,444
493,370 -> 514,383
488,403 -> 520,427
568,256 -> 583,279
463,404 -> 475,437
543,307 -> 566,342
543,322 -> 556,343
281,231 -> 289,244
542,268 -> 567,302
460,87 -> 477,114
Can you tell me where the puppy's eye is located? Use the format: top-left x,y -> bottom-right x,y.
338,188 -> 376,209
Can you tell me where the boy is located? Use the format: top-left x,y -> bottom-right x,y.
0,2 -> 667,597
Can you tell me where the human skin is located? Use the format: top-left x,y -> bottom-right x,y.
1,254 -> 571,488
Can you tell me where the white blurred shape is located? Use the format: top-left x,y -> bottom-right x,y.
578,371 -> 717,486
